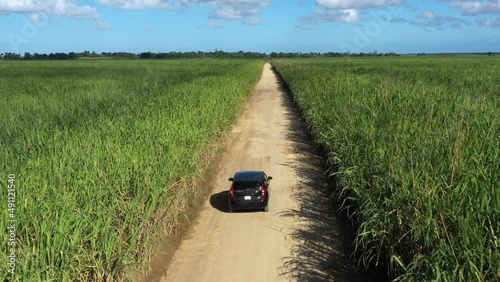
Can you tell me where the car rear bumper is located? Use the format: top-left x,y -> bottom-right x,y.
228,198 -> 268,210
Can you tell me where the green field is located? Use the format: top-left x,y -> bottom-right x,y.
0,59 -> 264,281
272,57 -> 500,281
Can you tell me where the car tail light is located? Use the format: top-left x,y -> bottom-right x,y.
261,186 -> 267,197
230,186 -> 235,198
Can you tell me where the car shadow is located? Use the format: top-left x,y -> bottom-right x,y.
209,190 -> 230,213
210,190 -> 264,213
272,67 -> 375,282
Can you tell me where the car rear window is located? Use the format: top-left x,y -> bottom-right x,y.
233,181 -> 261,190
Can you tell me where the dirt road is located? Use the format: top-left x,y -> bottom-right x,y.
153,63 -> 371,282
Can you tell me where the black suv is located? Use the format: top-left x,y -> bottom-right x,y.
227,171 -> 272,212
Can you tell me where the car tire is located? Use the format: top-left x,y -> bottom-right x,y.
263,203 -> 269,212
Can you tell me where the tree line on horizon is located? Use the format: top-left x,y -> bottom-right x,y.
0,50 -> 401,60
0,50 -> 496,60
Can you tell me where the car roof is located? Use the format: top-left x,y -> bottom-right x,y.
233,171 -> 264,181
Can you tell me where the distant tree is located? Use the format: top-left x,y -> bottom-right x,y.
140,52 -> 154,59
56,52 -> 68,60
383,52 -> 392,56
155,53 -> 167,59
185,51 -> 197,58
3,52 -> 21,60
34,53 -> 42,59
24,52 -> 32,60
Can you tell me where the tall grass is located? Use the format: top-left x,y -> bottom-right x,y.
0,59 -> 264,281
272,57 -> 499,281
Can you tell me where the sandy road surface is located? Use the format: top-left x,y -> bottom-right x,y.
153,63 -> 371,282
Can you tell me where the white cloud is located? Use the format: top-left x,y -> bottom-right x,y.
305,0 -> 400,25
27,13 -> 47,23
94,0 -> 271,19
94,0 -> 271,24
94,0 -> 189,10
201,0 -> 271,19
0,0 -> 99,19
447,0 -> 500,15
423,11 -> 438,19
316,0 -> 401,9
95,20 -> 112,30
411,10 -> 469,28
336,9 -> 360,22
0,0 -> 274,30
476,17 -> 500,27
208,4 -> 242,19
301,8 -> 360,23
243,17 -> 266,25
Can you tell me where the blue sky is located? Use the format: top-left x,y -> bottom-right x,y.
1,0 -> 499,54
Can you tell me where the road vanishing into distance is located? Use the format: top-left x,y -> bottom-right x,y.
149,63 -> 372,282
